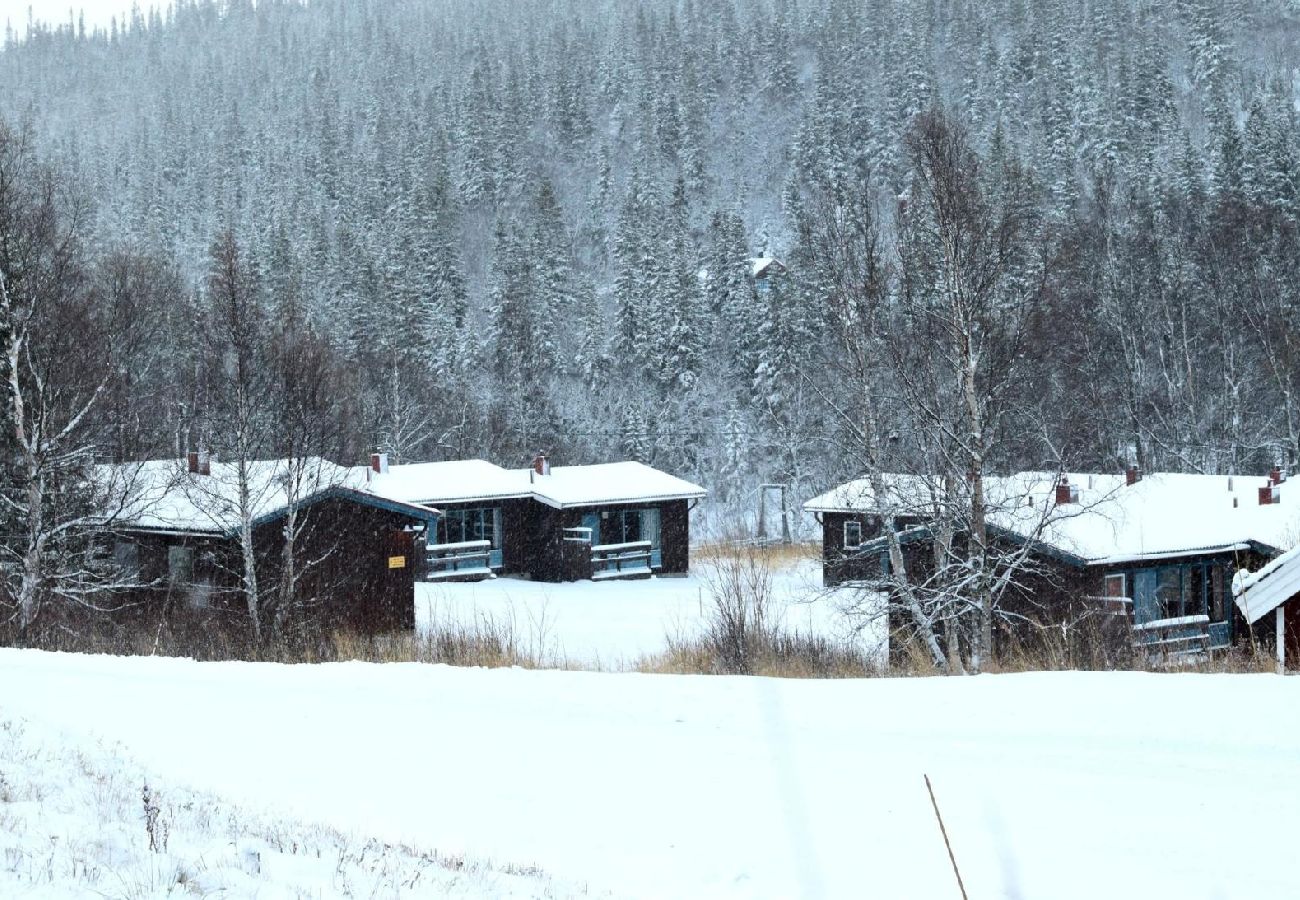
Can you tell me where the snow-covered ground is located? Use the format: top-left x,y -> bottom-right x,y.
2,650 -> 1297,899
417,559 -> 883,668
0,712 -> 580,898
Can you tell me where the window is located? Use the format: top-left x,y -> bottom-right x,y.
844,520 -> 863,550
604,509 -> 661,547
1103,573 -> 1127,598
1155,568 -> 1182,619
167,546 -> 194,584
437,507 -> 501,547
113,541 -> 140,580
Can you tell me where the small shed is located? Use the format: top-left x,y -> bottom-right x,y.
106,456 -> 439,634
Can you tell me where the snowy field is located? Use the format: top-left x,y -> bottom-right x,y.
417,559 -> 883,668
2,650 -> 1298,899
0,712 -> 582,898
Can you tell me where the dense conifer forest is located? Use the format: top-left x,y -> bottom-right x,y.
3,0 -> 1300,531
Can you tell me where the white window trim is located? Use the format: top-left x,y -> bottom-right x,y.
843,520 -> 863,550
1104,572 -> 1126,598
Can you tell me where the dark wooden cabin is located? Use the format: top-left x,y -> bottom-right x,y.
363,454 -> 706,583
805,469 -> 1297,662
107,457 -> 438,635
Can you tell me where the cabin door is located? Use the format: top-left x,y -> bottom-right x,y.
1133,570 -> 1159,625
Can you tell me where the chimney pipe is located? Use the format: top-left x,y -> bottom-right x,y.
532,452 -> 550,477
1126,465 -> 1141,486
371,452 -> 389,475
1055,475 -> 1078,505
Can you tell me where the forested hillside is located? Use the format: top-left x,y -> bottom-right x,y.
4,0 -> 1300,530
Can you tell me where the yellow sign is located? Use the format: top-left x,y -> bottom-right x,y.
388,555 -> 406,569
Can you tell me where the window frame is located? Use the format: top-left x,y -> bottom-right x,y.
843,519 -> 863,550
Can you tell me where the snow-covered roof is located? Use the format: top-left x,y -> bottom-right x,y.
106,458 -> 440,536
354,460 -> 534,506
1234,544 -> 1300,624
519,462 -> 707,509
362,459 -> 707,509
806,471 -> 1300,567
750,255 -> 784,278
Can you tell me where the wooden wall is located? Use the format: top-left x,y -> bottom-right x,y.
117,496 -> 422,635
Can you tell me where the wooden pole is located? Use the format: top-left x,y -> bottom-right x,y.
1278,605 -> 1287,675
924,774 -> 969,900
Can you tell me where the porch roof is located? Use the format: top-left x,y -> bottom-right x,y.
1234,543 -> 1300,624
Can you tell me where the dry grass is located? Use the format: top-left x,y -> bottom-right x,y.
693,540 -> 819,569
639,633 -> 878,678
331,616 -> 568,669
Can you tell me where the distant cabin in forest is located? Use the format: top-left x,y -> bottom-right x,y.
104,454 -> 439,634
361,453 -> 707,582
750,255 -> 787,293
805,468 -> 1300,663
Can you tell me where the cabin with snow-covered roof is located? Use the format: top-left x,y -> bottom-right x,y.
103,452 -> 440,633
360,453 -> 707,583
805,466 -> 1300,660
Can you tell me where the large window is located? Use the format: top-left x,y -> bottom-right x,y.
437,507 -> 501,547
602,508 -> 661,548
1132,563 -> 1226,622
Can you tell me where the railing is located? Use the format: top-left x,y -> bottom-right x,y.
425,539 -> 493,580
1085,594 -> 1133,617
1132,614 -> 1211,663
563,527 -> 593,543
591,540 -> 653,580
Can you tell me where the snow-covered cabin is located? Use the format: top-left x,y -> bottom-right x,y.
750,255 -> 787,293
103,453 -> 440,633
805,468 -> 1300,657
360,453 -> 707,582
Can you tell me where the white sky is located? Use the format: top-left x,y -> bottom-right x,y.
1,1 -> 165,34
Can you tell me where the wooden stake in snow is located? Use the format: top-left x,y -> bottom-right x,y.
1278,606 -> 1287,675
925,774 -> 969,900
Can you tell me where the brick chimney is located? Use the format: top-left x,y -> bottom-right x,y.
370,452 -> 389,475
187,450 -> 211,476
1126,465 -> 1142,486
532,452 -> 551,477
1271,467 -> 1285,485
1055,475 -> 1079,505
187,450 -> 199,474
1259,482 -> 1281,506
